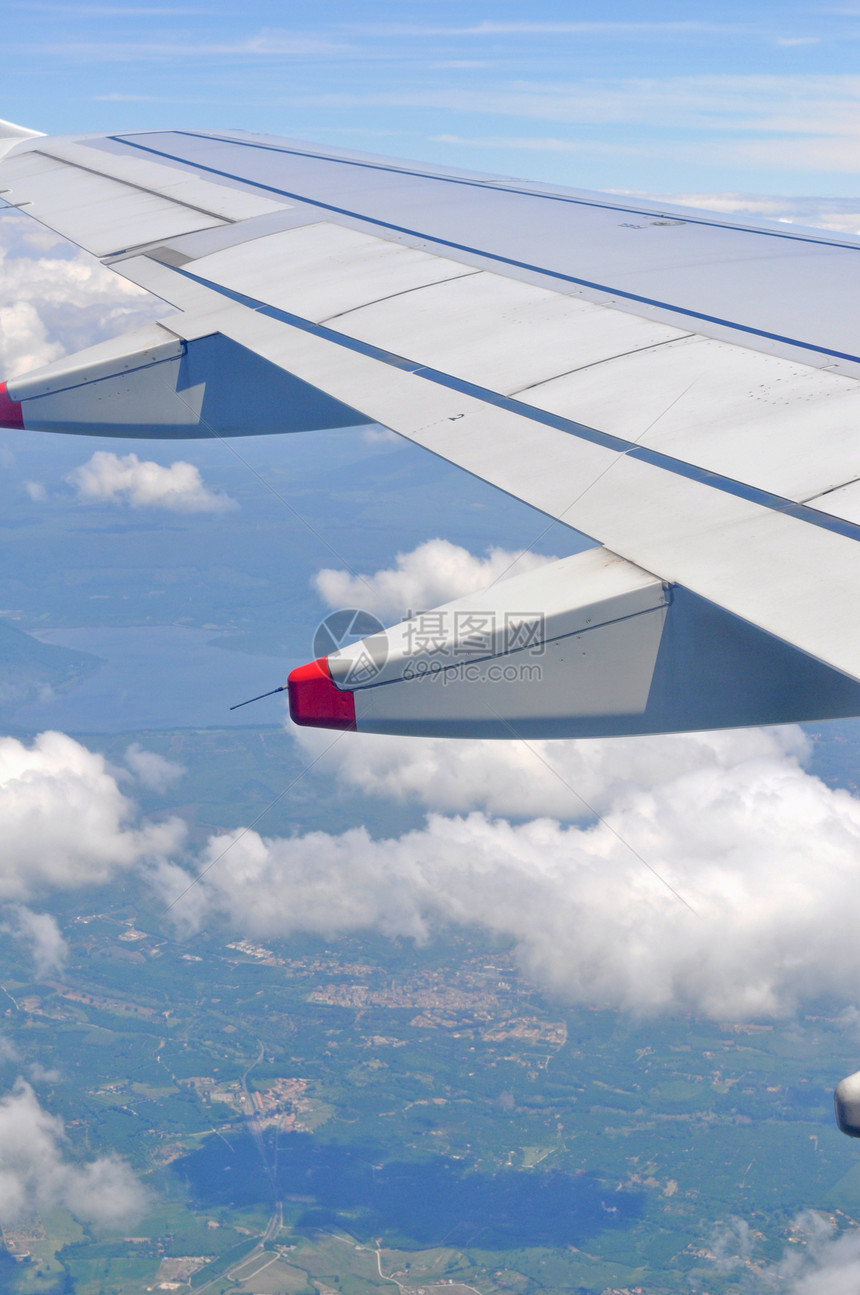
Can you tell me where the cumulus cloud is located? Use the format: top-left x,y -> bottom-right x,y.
0,300 -> 62,380
0,730 -> 184,901
67,451 -> 236,514
0,1079 -> 146,1228
362,426 -> 401,445
26,1063 -> 60,1085
0,209 -> 161,379
293,723 -> 805,820
314,538 -> 557,622
160,726 -> 860,1020
4,907 -> 67,978
123,742 -> 185,793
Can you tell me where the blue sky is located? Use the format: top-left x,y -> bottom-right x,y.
6,0 -> 860,197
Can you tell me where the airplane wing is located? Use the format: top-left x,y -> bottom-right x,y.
2,117 -> 860,738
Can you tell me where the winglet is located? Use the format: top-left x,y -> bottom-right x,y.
0,118 -> 42,141
0,117 -> 42,163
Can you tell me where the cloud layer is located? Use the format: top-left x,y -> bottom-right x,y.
156,720 -> 860,1020
0,731 -> 183,901
0,1080 -> 145,1228
67,451 -> 236,514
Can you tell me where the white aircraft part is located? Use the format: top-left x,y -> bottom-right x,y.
16,342 -> 204,435
804,478 -> 860,526
318,269 -> 689,396
0,150 -> 225,254
161,220 -> 860,510
39,139 -> 289,222
0,136 -> 290,258
522,336 -> 860,504
8,324 -> 185,402
3,321 -> 370,440
117,277 -> 860,686
290,547 -> 860,737
0,116 -> 42,161
187,222 -> 480,322
836,1072 -> 860,1136
333,549 -> 669,737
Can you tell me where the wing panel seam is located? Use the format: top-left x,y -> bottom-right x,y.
166,260 -> 860,546
122,130 -> 860,255
30,149 -> 236,224
112,136 -> 860,369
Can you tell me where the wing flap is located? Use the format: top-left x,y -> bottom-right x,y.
0,138 -> 291,257
1,149 -> 226,254
156,219 -> 860,507
315,268 -> 689,395
522,337 -> 860,503
184,222 -> 482,321
42,139 -> 289,221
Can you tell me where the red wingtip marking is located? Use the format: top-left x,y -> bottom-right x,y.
0,383 -> 23,430
288,657 -> 357,731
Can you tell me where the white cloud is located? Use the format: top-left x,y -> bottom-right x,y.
160,725 -> 860,1020
378,21 -> 749,37
0,300 -> 62,380
123,742 -> 185,793
314,538 -> 557,623
312,74 -> 860,179
0,1079 -> 145,1228
46,32 -> 356,62
0,1037 -> 58,1083
4,907 -> 67,978
771,1213 -> 860,1294
0,730 -> 184,901
0,210 -> 161,379
67,451 -> 237,514
615,189 -> 860,234
362,425 -> 401,445
431,132 -> 629,155
26,1063 -> 60,1084
714,1211 -> 860,1293
23,480 -> 46,502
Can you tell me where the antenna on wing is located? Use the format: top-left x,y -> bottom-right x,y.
229,685 -> 287,711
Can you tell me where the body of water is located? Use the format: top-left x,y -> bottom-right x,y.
13,626 -> 292,732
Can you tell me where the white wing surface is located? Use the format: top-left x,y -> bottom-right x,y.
3,123 -> 860,736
